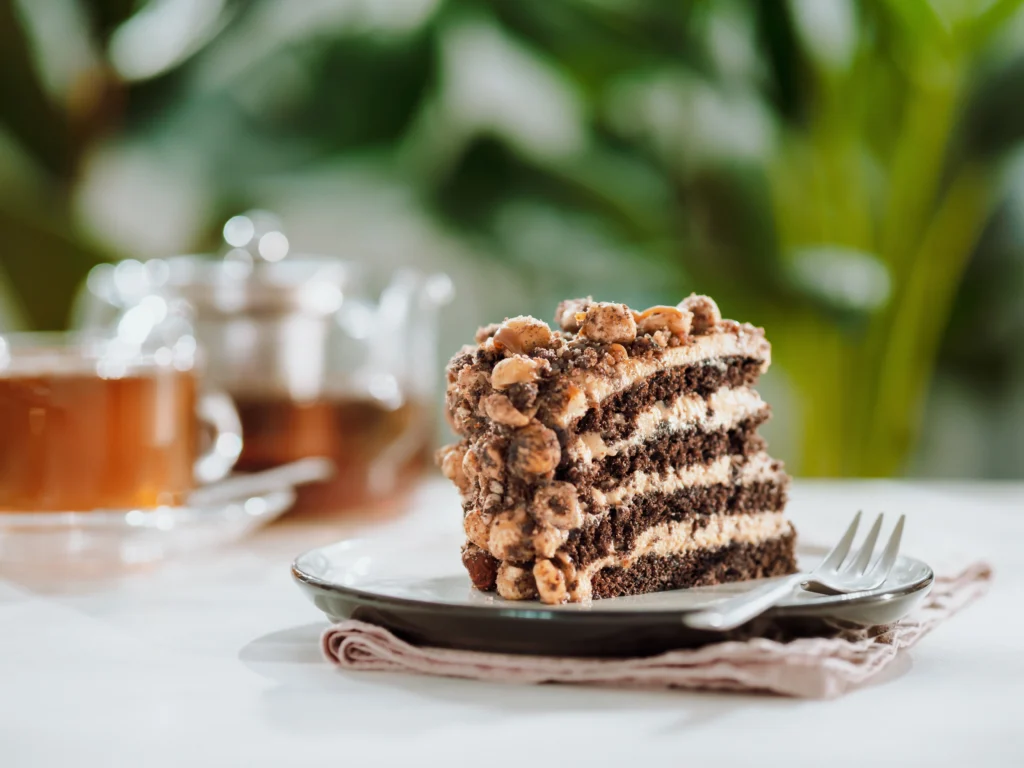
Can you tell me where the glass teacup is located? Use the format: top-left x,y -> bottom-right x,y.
0,330 -> 241,513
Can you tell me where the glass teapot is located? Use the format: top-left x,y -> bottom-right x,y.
74,211 -> 454,518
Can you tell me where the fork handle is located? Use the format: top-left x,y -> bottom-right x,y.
682,574 -> 804,631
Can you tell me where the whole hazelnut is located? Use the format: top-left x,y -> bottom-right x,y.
496,563 -> 538,600
461,447 -> 481,486
456,365 -> 489,397
493,316 -> 553,355
436,442 -> 471,494
530,481 -> 582,530
508,423 -> 561,478
462,544 -> 499,591
482,487 -> 505,513
464,508 -> 493,550
488,509 -> 533,561
477,440 -> 506,481
491,355 -> 541,390
480,393 -> 531,428
678,294 -> 721,334
578,303 -> 637,344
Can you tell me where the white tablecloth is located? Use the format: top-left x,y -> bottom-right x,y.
1,479 -> 1021,767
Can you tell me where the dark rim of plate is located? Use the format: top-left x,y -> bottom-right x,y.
291,548 -> 935,623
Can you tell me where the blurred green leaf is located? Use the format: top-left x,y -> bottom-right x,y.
683,161 -> 784,298
83,0 -> 139,44
480,0 -> 705,90
959,0 -> 1024,51
0,0 -> 74,179
264,33 -> 436,156
756,0 -> 807,124
0,205 -> 109,329
875,0 -> 952,49
961,53 -> 1024,159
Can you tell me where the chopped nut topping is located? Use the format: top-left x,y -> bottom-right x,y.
678,294 -> 721,335
719,319 -> 742,335
496,563 -> 538,600
436,443 -> 470,495
607,343 -> 629,362
492,316 -> 553,355
554,298 -> 593,332
461,447 -> 480,483
578,302 -> 637,344
480,393 -> 531,427
463,508 -> 494,550
532,525 -> 567,559
508,423 -> 561,478
477,440 -> 506,481
533,559 -> 568,604
491,355 -> 541,390
455,364 -> 488,395
487,509 -> 533,561
557,554 -> 588,602
530,481 -> 582,530
637,305 -> 692,338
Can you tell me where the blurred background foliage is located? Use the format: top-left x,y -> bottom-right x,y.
2,0 -> 1024,478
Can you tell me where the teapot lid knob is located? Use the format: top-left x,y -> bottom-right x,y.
221,210 -> 290,263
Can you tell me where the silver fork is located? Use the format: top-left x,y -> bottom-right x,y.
682,512 -> 905,631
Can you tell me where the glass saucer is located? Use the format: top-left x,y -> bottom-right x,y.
0,488 -> 295,569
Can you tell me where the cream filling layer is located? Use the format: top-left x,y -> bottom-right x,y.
587,451 -> 782,512
575,510 -> 792,598
568,386 -> 766,464
565,330 -> 770,410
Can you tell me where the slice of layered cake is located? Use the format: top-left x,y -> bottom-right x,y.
437,295 -> 796,604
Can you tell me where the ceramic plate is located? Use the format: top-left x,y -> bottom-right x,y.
293,529 -> 935,656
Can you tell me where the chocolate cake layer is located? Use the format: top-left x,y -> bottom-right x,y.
575,357 -> 764,440
589,531 -> 797,600
565,479 -> 789,567
562,413 -> 769,489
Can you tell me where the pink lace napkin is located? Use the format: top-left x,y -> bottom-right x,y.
322,562 -> 991,699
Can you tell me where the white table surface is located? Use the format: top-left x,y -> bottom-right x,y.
1,478 -> 1021,768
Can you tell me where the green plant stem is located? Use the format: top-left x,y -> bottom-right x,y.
852,60 -> 964,474
878,64 -> 962,278
861,167 -> 991,475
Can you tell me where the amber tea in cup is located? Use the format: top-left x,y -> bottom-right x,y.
0,333 -> 241,512
233,394 -> 431,518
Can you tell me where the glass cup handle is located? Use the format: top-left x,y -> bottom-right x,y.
194,390 -> 243,485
